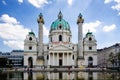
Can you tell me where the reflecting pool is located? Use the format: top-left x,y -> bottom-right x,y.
0,71 -> 120,80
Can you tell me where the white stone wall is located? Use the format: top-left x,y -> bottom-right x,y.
24,34 -> 37,52
24,45 -> 37,52
84,45 -> 97,51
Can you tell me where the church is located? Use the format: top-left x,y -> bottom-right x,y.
24,11 -> 97,68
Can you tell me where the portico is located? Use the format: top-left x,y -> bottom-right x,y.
48,52 -> 74,67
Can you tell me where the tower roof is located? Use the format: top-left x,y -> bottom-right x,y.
86,30 -> 92,36
29,31 -> 35,36
50,11 -> 70,32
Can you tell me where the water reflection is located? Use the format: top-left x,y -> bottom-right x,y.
0,71 -> 120,80
0,72 -> 23,80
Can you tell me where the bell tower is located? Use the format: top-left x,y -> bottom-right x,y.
24,31 -> 37,67
77,13 -> 84,58
37,13 -> 44,57
83,31 -> 97,67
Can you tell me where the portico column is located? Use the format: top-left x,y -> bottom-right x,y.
63,53 -> 64,66
70,53 -> 72,65
57,53 -> 59,66
49,54 -> 50,65
67,53 -> 68,65
68,53 -> 70,65
48,53 -> 50,68
72,54 -> 74,66
53,53 -> 54,66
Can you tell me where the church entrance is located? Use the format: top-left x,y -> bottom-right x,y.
88,57 -> 93,67
59,53 -> 63,66
59,59 -> 62,66
28,57 -> 33,68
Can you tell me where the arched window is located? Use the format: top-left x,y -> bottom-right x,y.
59,25 -> 62,29
88,56 -> 93,67
89,37 -> 92,41
59,35 -> 62,41
88,57 -> 93,61
29,37 -> 32,41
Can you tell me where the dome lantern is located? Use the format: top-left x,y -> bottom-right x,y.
58,11 -> 63,19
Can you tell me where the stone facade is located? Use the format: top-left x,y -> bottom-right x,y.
24,11 -> 97,68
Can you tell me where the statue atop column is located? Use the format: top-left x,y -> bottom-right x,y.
37,13 -> 44,24
77,13 -> 84,24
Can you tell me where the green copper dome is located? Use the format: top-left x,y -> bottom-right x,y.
50,11 -> 70,32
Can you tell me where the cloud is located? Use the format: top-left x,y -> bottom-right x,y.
4,40 -> 24,50
104,0 -> 113,4
111,2 -> 120,11
18,0 -> 23,3
0,14 -> 19,24
0,14 -> 30,50
119,12 -> 120,15
2,0 -> 7,5
103,24 -> 116,32
28,0 -> 49,8
104,0 -> 120,15
68,0 -> 73,6
83,20 -> 101,34
43,25 -> 49,37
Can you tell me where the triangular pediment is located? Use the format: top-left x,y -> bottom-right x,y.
50,44 -> 72,51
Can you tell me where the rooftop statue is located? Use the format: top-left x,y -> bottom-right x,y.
77,13 -> 84,24
37,13 -> 44,24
